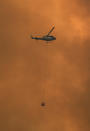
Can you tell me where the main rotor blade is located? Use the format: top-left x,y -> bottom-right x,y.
47,26 -> 55,36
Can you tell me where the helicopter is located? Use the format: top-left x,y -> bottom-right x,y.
31,26 -> 56,41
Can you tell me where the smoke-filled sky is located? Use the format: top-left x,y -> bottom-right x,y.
0,0 -> 90,131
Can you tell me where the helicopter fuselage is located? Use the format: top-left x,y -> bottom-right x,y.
31,35 -> 56,41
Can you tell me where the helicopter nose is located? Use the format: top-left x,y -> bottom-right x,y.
54,37 -> 56,40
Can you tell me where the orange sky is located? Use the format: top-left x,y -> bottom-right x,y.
0,0 -> 90,131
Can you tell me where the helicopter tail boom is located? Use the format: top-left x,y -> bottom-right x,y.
31,35 -> 42,40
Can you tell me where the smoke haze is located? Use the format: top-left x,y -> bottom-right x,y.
0,0 -> 90,131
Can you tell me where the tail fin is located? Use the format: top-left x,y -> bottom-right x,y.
31,35 -> 36,39
31,35 -> 33,39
